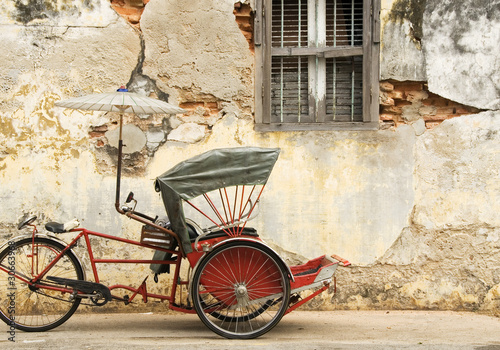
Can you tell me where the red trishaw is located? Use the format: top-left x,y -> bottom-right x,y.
0,147 -> 349,339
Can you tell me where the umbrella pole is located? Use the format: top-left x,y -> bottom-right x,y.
115,112 -> 125,214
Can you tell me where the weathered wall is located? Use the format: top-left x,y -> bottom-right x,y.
0,0 -> 499,314
340,0 -> 500,313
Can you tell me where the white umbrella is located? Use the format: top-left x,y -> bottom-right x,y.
55,87 -> 185,115
55,87 -> 186,213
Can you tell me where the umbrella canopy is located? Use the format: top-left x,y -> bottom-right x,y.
55,87 -> 186,114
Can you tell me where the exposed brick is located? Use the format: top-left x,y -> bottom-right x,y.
242,31 -> 253,42
89,132 -> 105,138
89,125 -> 108,139
236,18 -> 253,32
128,0 -> 145,6
112,6 -> 142,16
455,107 -> 479,114
423,115 -> 446,122
234,2 -> 254,52
379,113 -> 396,121
418,106 -> 437,116
436,107 -> 457,115
110,0 -> 145,28
382,105 -> 403,114
426,93 -> 451,105
422,98 -> 446,107
425,121 -> 442,129
406,90 -> 428,102
379,81 -> 394,92
91,125 -> 109,132
380,96 -> 395,107
388,90 -> 404,100
379,79 -> 483,131
205,102 -> 219,109
179,98 -> 222,120
179,102 -> 205,110
380,120 -> 395,129
234,2 -> 253,16
394,100 -> 412,107
396,82 -> 424,92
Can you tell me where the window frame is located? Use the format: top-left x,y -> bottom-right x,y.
254,0 -> 380,131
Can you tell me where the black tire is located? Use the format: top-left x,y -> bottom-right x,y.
0,237 -> 84,331
209,299 -> 273,322
191,241 -> 290,339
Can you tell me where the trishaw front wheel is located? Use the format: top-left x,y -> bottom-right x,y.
191,241 -> 290,339
0,237 -> 84,332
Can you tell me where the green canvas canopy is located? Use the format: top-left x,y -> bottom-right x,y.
154,147 -> 280,253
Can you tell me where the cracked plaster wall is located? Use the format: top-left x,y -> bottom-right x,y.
0,0 -> 499,314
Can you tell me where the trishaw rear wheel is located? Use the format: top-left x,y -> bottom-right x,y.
192,241 -> 290,339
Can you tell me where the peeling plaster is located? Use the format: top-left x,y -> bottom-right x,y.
106,124 -> 146,153
140,0 -> 254,107
332,222 -> 500,313
167,122 -> 206,143
382,0 -> 500,112
423,0 -> 500,110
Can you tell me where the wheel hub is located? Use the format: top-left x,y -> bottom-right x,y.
236,285 -> 247,296
234,283 -> 250,307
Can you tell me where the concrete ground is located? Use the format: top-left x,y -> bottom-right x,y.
1,311 -> 499,349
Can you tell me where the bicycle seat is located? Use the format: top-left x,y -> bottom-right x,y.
45,222 -> 65,233
45,219 -> 79,233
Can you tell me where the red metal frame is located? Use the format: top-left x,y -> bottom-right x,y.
285,285 -> 330,314
19,226 -> 189,310
1,222 -> 350,317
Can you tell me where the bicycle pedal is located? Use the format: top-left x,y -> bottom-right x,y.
289,293 -> 302,304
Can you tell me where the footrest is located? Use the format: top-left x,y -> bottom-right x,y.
289,254 -> 349,293
294,265 -> 321,277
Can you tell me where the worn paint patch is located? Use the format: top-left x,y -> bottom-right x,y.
15,0 -> 95,24
1,0 -> 107,26
0,115 -> 17,138
388,0 -> 426,46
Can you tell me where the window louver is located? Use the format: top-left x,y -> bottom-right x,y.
270,0 -> 364,123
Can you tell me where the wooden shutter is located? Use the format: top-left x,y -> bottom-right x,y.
270,0 -> 364,124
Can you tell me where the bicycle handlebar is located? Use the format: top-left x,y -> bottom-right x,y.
133,211 -> 157,223
121,206 -> 157,223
